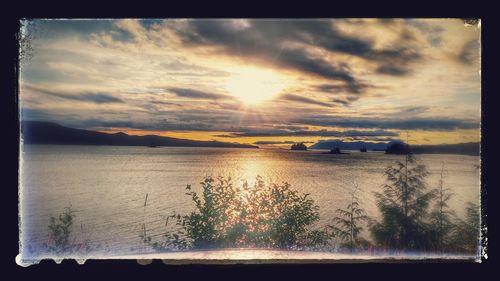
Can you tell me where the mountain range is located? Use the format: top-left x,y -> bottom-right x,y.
21,121 -> 479,155
310,140 -> 392,151
310,140 -> 479,156
21,121 -> 258,149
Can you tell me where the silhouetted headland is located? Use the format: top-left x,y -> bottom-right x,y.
385,141 -> 479,156
21,121 -> 258,149
385,142 -> 411,155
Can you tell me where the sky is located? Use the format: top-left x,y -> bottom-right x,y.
19,19 -> 481,147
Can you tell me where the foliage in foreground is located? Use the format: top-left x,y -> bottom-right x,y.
428,165 -> 456,252
46,206 -> 76,253
332,184 -> 370,252
370,154 -> 481,254
143,159 -> 480,254
30,206 -> 105,256
142,176 -> 334,250
34,155 -> 480,256
370,154 -> 437,250
449,202 -> 481,255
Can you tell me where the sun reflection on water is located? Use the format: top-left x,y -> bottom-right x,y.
234,156 -> 279,187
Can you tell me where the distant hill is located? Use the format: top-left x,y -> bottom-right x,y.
385,142 -> 411,155
310,140 -> 392,151
310,140 -> 479,156
410,142 -> 479,156
21,121 -> 258,149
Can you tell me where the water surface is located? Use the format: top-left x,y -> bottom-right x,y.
20,145 -> 480,257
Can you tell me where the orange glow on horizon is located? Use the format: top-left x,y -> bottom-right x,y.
97,128 -> 480,147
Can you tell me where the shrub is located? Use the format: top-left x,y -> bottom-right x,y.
46,206 -> 75,253
428,165 -> 456,252
35,206 -> 104,256
332,185 -> 369,252
449,202 -> 481,255
143,176 -> 333,250
370,154 -> 436,251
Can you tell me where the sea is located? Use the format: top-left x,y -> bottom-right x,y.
19,145 -> 481,258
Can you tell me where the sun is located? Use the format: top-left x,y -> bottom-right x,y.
225,68 -> 285,105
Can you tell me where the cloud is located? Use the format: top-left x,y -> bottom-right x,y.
20,19 -> 480,145
332,99 -> 350,106
398,106 -> 429,115
347,136 -> 401,142
81,119 -> 134,128
293,116 -> 479,131
314,83 -> 373,95
25,85 -> 124,104
79,92 -> 124,103
171,19 -> 423,88
21,108 -> 53,121
313,83 -> 381,106
279,93 -> 332,107
273,48 -> 357,82
405,19 -> 444,46
253,140 -> 314,145
76,118 -> 219,131
32,19 -> 127,40
218,129 -> 398,138
167,87 -> 234,100
376,65 -> 410,76
458,39 -> 480,65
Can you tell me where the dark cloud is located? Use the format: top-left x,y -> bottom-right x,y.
364,46 -> 421,77
462,19 -> 480,26
21,109 -> 134,131
219,128 -> 398,138
80,92 -> 124,103
313,83 -> 379,106
82,119 -> 134,128
315,83 -> 372,95
150,100 -> 183,107
212,134 -> 237,138
21,108 -> 53,121
31,19 -> 132,42
398,106 -> 429,115
405,19 -> 444,47
278,48 -> 356,82
81,118 -> 218,132
406,20 -> 444,34
376,65 -> 410,76
332,99 -> 350,106
293,116 -> 479,131
170,19 -> 423,88
428,36 -> 443,47
270,125 -> 310,131
338,130 -> 398,137
347,136 -> 401,142
167,87 -> 234,100
253,140 -> 314,145
138,19 -> 164,29
458,39 -> 480,65
26,86 -> 124,104
279,93 -> 332,107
